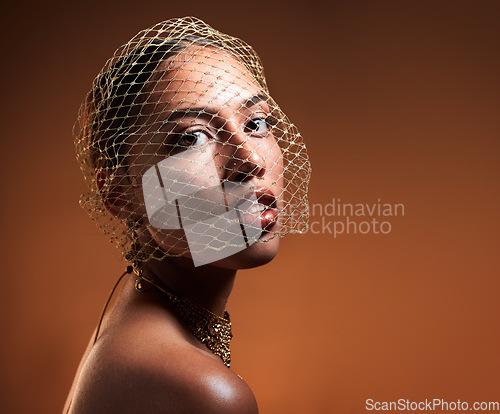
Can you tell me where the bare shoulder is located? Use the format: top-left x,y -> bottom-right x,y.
69,327 -> 258,414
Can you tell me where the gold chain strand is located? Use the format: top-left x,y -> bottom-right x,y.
93,267 -> 132,345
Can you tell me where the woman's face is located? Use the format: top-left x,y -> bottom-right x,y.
123,46 -> 284,269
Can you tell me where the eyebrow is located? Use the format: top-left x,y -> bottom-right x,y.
244,93 -> 268,108
163,93 -> 269,124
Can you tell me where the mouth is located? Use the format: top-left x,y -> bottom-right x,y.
238,187 -> 279,232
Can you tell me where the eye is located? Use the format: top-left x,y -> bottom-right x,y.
177,130 -> 209,147
245,118 -> 269,135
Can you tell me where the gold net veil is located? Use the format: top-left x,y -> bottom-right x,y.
74,16 -> 311,267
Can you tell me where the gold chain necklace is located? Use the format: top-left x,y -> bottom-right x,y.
135,273 -> 233,368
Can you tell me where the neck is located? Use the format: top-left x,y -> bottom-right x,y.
140,256 -> 237,317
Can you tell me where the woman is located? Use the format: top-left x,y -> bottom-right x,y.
65,16 -> 310,413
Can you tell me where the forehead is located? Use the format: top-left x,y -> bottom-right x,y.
149,46 -> 261,110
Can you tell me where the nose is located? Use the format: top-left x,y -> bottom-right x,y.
223,127 -> 265,182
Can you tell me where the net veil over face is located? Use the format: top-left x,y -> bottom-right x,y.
74,16 -> 311,266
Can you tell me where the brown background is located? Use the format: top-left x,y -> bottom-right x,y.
1,1 -> 499,413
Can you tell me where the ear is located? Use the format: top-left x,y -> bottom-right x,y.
95,168 -> 144,222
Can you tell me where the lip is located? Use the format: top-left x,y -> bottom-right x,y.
239,187 -> 279,232
254,188 -> 278,210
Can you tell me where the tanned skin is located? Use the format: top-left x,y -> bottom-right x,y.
64,48 -> 284,414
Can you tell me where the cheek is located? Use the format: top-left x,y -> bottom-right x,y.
133,146 -> 219,208
138,146 -> 225,255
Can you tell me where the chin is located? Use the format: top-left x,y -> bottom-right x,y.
206,233 -> 280,270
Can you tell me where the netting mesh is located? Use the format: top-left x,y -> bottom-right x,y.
74,16 -> 311,266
